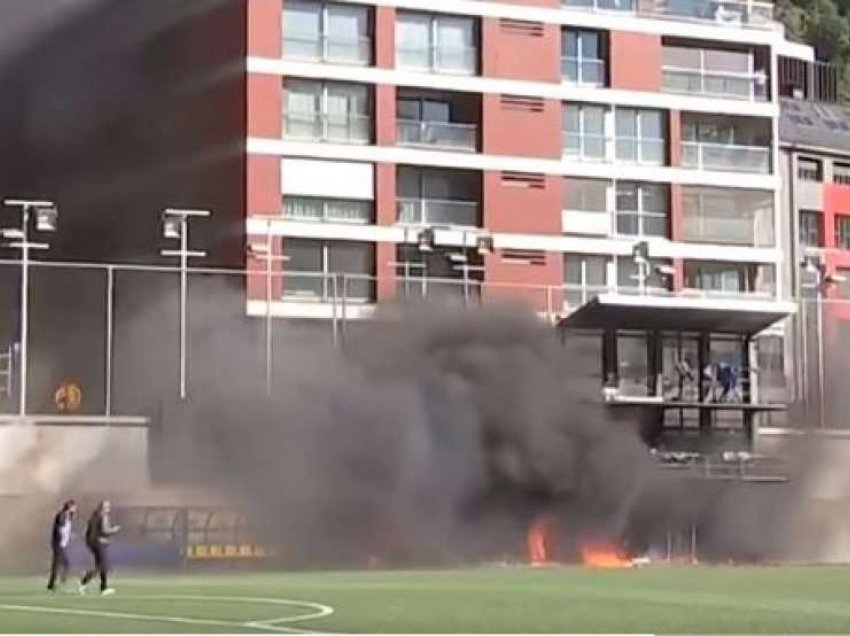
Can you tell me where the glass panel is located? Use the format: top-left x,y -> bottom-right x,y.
397,97 -> 421,121
618,334 -> 649,397
580,31 -> 599,57
663,46 -> 700,69
564,254 -> 584,285
564,178 -> 608,212
284,0 -> 320,36
284,238 -> 324,298
396,13 -> 431,68
422,100 -> 451,122
639,110 -> 663,139
436,16 -> 475,72
565,31 -> 579,57
583,106 -> 605,134
616,110 -> 636,137
704,49 -> 749,73
325,199 -> 372,223
585,256 -> 608,286
328,241 -> 375,300
284,197 -> 323,221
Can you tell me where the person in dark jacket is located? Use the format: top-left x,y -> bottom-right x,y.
47,499 -> 76,592
79,500 -> 121,595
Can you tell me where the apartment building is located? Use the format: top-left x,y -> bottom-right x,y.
239,0 -> 810,451
780,96 -> 850,430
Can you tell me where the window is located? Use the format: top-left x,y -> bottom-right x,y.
835,163 -> 850,186
397,167 -> 480,226
617,333 -> 650,397
797,157 -> 822,182
284,197 -> 373,224
799,210 -> 823,248
835,216 -> 850,250
681,187 -> 774,247
396,12 -> 477,75
661,45 -> 763,100
562,29 -> 604,86
683,261 -> 775,296
396,91 -> 478,150
395,245 -> 484,300
757,335 -> 786,404
284,80 -> 371,143
283,1 -> 371,65
563,103 -> 607,161
615,108 -> 664,165
564,253 -> 610,307
564,177 -> 608,213
615,182 -> 669,237
283,239 -> 375,302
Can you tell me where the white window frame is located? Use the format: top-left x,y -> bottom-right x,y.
614,107 -> 665,166
283,1 -> 371,65
562,29 -> 604,87
284,79 -> 371,144
563,103 -> 610,162
614,182 -> 669,239
396,12 -> 476,75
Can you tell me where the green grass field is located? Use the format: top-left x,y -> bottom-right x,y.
2,566 -> 850,633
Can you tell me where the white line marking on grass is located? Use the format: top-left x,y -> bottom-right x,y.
0,594 -> 336,634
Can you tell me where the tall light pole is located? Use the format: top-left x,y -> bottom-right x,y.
802,256 -> 846,429
1,199 -> 58,417
160,208 -> 210,401
248,222 -> 289,395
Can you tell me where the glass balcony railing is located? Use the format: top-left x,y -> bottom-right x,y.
396,198 -> 480,227
662,67 -> 768,101
283,32 -> 372,65
396,119 -> 477,151
283,111 -> 371,144
561,57 -> 605,86
681,141 -> 771,173
396,45 -> 477,75
682,212 -> 772,246
562,0 -> 774,28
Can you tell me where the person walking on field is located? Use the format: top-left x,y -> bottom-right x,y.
79,500 -> 121,596
47,499 -> 77,592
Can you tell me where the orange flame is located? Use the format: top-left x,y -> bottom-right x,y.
527,518 -> 550,566
580,543 -> 632,569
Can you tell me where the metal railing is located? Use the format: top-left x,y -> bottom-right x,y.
561,57 -> 605,86
396,45 -> 477,75
562,0 -> 775,29
396,119 -> 477,151
681,140 -> 771,173
282,32 -> 371,65
283,199 -> 372,224
662,67 -> 768,101
283,111 -> 371,144
396,198 -> 480,227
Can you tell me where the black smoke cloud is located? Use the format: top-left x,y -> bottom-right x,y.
163,302 -> 657,566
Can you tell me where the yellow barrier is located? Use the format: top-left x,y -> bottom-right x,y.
185,544 -> 271,560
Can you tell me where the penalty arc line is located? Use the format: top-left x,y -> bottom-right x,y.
0,595 -> 336,634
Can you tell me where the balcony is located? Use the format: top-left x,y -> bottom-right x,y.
283,111 -> 371,144
397,120 -> 477,151
282,32 -> 371,66
681,141 -> 770,173
683,262 -> 776,299
397,198 -> 479,227
562,0 -> 774,28
396,45 -> 477,75
662,67 -> 767,100
561,56 -> 605,86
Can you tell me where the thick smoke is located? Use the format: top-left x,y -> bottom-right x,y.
166,302 -> 656,565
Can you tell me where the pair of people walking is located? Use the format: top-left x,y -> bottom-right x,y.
47,499 -> 121,595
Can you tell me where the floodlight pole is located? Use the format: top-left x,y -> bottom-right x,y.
161,208 -> 210,401
2,199 -> 56,417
